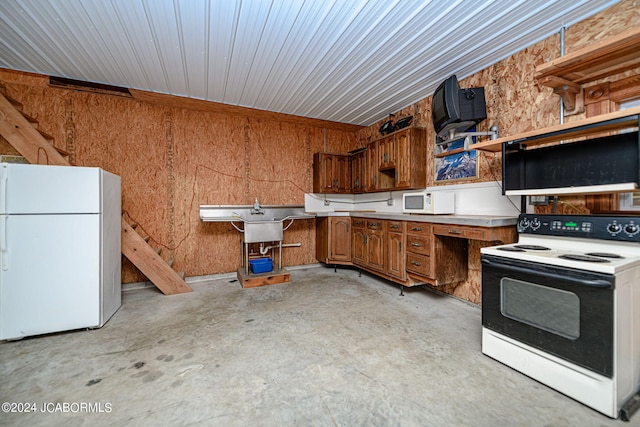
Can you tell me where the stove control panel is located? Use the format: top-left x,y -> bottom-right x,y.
517,214 -> 640,242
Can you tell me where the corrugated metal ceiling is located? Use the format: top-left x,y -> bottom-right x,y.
0,0 -> 620,126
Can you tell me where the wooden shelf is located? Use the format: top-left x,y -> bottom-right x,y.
472,105 -> 640,152
535,27 -> 640,89
534,27 -> 640,113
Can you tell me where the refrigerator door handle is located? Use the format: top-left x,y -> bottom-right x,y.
1,164 -> 8,213
1,215 -> 7,270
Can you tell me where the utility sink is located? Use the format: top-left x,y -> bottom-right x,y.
199,204 -> 314,243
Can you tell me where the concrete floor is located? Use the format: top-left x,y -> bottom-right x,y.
0,266 -> 630,426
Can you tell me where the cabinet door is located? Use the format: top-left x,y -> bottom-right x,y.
366,142 -> 378,191
366,229 -> 385,272
313,153 -> 334,193
313,153 -> 351,194
386,231 -> 406,280
351,225 -> 366,265
394,129 -> 412,188
335,155 -> 351,193
365,220 -> 385,272
322,154 -> 335,192
350,150 -> 366,193
378,135 -> 395,170
329,217 -> 351,261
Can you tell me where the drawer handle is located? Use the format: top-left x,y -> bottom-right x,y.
390,224 -> 399,229
410,242 -> 423,247
411,227 -> 423,231
448,229 -> 462,234
411,261 -> 422,266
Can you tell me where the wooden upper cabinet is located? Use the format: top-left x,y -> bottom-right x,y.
366,141 -> 379,192
312,127 -> 426,194
313,152 -> 351,193
394,128 -> 426,189
350,149 -> 366,193
378,135 -> 395,170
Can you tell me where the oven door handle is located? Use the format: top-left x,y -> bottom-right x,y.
481,258 -> 613,289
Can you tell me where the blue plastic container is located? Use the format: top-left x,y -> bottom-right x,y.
250,257 -> 273,274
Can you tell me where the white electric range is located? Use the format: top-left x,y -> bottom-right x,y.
481,214 -> 640,420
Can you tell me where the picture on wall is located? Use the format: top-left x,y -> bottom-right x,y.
434,130 -> 478,182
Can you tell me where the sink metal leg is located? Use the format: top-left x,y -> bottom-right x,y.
245,242 -> 250,275
278,240 -> 282,270
241,240 -> 245,269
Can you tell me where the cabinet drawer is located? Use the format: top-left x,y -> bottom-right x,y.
387,220 -> 404,232
406,221 -> 430,235
406,235 -> 430,255
351,218 -> 366,228
367,219 -> 384,230
406,253 -> 431,276
432,224 -> 490,241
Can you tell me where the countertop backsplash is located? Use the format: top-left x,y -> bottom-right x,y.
305,181 -> 521,217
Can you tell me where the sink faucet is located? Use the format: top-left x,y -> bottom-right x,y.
251,198 -> 264,215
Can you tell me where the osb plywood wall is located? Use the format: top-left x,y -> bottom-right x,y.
0,69 -> 357,283
356,0 -> 639,304
0,0 -> 637,300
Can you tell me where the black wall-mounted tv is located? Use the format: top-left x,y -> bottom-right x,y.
432,74 -> 487,140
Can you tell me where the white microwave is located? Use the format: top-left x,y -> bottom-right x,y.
402,191 -> 455,214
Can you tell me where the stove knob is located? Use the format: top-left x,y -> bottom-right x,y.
530,218 -> 541,231
625,224 -> 639,236
518,218 -> 530,232
607,223 -> 622,235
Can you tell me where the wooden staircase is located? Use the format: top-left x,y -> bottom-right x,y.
0,81 -> 192,295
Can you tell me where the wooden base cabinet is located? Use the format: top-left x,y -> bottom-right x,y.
386,221 -> 406,281
316,217 -> 351,264
351,217 -> 384,272
405,222 -> 432,279
405,221 -> 467,286
351,218 -> 366,265
317,216 -> 515,289
365,220 -> 385,272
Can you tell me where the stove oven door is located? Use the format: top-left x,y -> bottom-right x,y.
481,254 -> 614,377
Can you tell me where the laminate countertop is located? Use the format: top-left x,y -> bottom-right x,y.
310,211 -> 518,227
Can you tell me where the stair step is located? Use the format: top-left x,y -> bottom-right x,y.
166,259 -> 174,268
20,112 -> 39,128
176,272 -> 186,280
154,247 -> 161,254
37,129 -> 55,143
5,95 -> 23,111
141,234 -> 150,243
53,145 -> 69,157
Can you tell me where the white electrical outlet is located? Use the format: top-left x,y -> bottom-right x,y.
387,198 -> 394,206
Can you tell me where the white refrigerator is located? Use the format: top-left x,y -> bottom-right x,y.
0,163 -> 121,340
